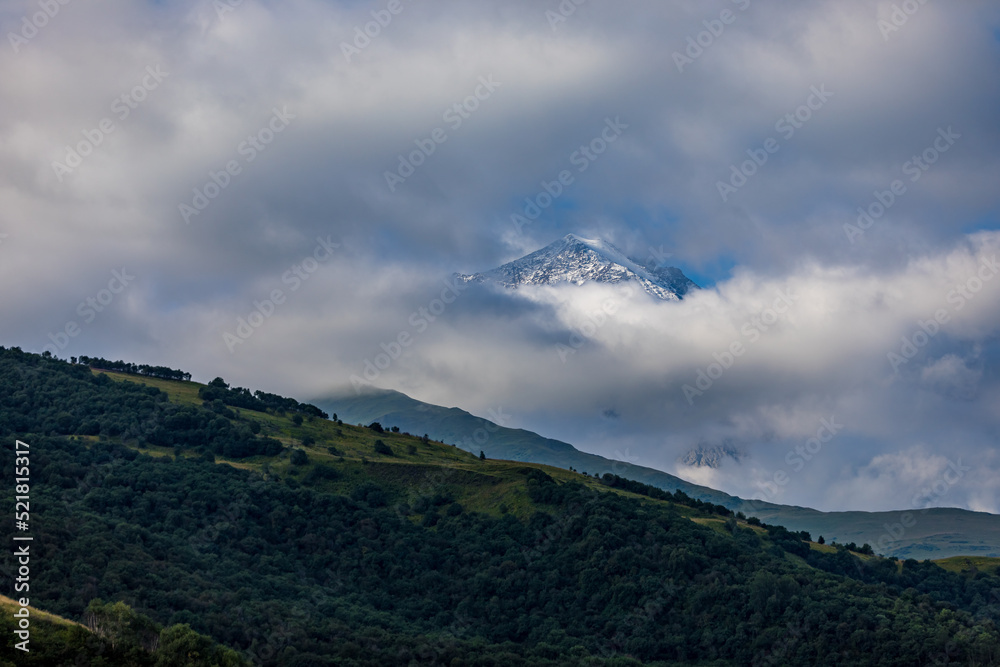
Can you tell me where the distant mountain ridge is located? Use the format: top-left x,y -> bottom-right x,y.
456,234 -> 698,301
319,387 -> 1000,560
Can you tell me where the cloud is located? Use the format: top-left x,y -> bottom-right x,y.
0,0 -> 998,512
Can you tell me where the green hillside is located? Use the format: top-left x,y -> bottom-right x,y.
321,388 -> 1000,561
746,505 -> 1000,562
320,388 -> 740,506
2,347 -> 1000,665
0,594 -> 244,666
934,556 -> 1000,575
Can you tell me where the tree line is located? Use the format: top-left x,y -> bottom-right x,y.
199,377 -> 328,419
75,355 -> 192,382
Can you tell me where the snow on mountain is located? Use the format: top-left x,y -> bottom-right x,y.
456,234 -> 698,301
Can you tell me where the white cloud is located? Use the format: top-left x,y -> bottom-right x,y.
0,0 -> 998,513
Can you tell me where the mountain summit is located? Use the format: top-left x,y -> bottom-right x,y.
456,234 -> 698,300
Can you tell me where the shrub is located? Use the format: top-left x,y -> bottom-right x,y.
351,482 -> 387,507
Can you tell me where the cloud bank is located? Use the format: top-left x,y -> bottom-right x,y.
1,0 -> 999,512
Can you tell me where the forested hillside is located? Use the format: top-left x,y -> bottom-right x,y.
322,388 -> 1000,561
2,347 -> 1000,666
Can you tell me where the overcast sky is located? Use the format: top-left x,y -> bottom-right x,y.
2,0 -> 999,513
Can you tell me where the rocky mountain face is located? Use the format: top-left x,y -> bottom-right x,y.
679,442 -> 747,468
456,234 -> 698,301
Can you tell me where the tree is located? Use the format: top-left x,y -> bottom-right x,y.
85,599 -> 160,652
374,440 -> 393,456
479,451 -> 486,460
818,536 -> 825,545
368,422 -> 384,433
290,449 -> 309,465
292,414 -> 304,426
156,623 -> 231,667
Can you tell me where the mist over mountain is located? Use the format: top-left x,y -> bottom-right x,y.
679,442 -> 747,469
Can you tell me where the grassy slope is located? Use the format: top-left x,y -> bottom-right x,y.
934,556 -> 1000,575
319,387 -> 737,505
93,370 -> 681,523
747,505 -> 1000,561
0,595 -> 83,628
320,387 -> 1000,561
98,370 -> 996,572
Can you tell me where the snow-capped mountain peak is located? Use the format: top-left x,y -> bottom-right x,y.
456,234 -> 698,300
